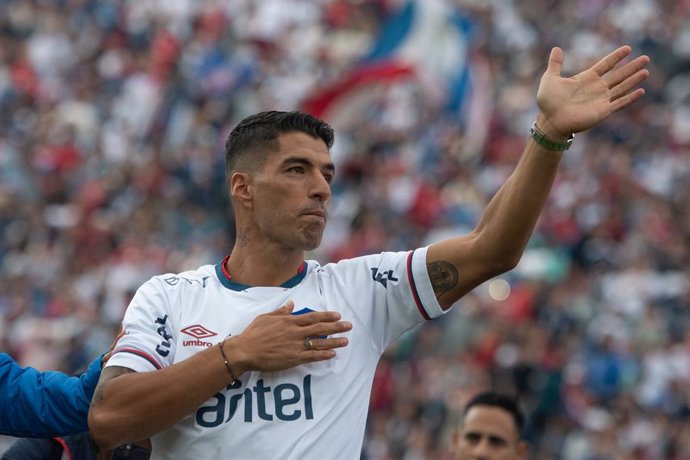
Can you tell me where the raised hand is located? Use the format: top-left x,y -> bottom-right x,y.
223,301 -> 352,375
536,46 -> 650,141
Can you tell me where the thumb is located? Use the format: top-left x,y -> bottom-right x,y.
546,47 -> 564,77
111,325 -> 125,349
103,325 -> 126,365
274,301 -> 295,314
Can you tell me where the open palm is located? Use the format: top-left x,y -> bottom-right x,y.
536,46 -> 650,140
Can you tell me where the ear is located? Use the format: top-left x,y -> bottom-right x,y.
450,430 -> 459,455
516,440 -> 528,459
230,172 -> 253,208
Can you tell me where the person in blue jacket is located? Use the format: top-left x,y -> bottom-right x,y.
0,350 -> 152,460
0,352 -> 105,438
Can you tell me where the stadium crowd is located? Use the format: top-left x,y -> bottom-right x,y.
0,0 -> 689,458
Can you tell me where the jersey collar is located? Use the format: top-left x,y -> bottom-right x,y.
215,255 -> 308,291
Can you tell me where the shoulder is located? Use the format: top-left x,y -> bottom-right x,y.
313,250 -> 414,273
0,353 -> 17,379
126,265 -> 218,314
145,264 -> 217,292
0,352 -> 14,366
308,251 -> 415,286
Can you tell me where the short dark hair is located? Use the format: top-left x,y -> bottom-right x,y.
224,110 -> 334,177
463,392 -> 525,437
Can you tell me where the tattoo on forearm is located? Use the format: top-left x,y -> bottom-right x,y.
427,261 -> 458,300
92,366 -> 135,405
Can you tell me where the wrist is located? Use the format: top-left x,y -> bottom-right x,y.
220,336 -> 249,378
531,115 -> 574,152
535,113 -> 570,142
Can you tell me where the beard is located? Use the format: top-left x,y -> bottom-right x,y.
257,218 -> 325,251
298,222 -> 325,250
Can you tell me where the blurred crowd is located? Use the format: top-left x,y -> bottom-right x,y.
0,0 -> 689,458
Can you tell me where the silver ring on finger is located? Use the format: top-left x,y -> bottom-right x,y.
303,338 -> 313,351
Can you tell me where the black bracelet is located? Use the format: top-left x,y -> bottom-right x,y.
218,337 -> 238,385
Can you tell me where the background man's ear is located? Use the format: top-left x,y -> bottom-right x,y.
517,440 -> 528,459
449,430 -> 459,455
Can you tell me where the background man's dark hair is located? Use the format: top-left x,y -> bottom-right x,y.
463,392 -> 525,437
224,110 -> 335,178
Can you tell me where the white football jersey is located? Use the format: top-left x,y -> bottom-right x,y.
106,247 -> 446,459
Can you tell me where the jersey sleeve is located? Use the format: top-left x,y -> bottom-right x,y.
327,246 -> 448,354
106,277 -> 177,373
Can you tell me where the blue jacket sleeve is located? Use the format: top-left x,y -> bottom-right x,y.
0,353 -> 103,438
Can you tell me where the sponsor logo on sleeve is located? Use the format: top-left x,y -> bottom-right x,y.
155,315 -> 172,357
371,267 -> 399,288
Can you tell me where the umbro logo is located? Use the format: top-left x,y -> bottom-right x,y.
181,325 -> 217,339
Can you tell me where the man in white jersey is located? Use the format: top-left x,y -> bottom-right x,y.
89,46 -> 650,459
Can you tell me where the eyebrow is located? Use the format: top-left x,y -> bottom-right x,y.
282,156 -> 335,173
464,431 -> 509,445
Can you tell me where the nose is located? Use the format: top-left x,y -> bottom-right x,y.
469,439 -> 491,460
310,172 -> 331,203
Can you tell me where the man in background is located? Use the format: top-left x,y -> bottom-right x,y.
452,392 -> 528,460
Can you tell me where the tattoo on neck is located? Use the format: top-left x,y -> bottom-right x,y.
238,231 -> 249,248
427,261 -> 458,300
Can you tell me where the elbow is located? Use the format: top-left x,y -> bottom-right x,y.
502,252 -> 522,272
468,231 -> 523,279
484,253 -> 521,279
88,407 -> 126,450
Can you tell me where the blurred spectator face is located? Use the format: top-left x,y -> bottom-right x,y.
453,405 -> 527,460
243,131 -> 333,251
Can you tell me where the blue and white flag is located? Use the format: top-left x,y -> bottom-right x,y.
304,0 -> 491,146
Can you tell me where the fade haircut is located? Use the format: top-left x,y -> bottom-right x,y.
224,111 -> 335,178
462,392 -> 525,438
